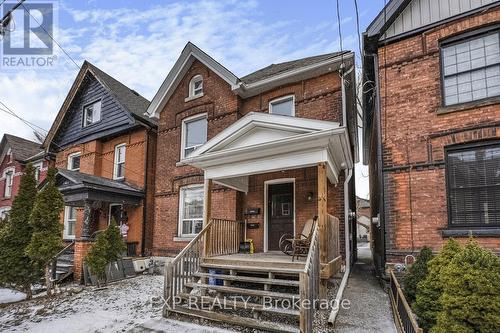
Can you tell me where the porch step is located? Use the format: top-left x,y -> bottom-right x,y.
185,282 -> 300,300
203,257 -> 304,270
200,263 -> 303,275
167,305 -> 300,333
193,272 -> 299,287
177,293 -> 300,317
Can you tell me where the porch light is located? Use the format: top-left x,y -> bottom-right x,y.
306,192 -> 314,202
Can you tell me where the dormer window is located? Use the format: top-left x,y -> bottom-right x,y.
189,75 -> 203,98
6,148 -> 12,162
83,100 -> 102,127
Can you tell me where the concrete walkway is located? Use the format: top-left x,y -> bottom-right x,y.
335,242 -> 397,333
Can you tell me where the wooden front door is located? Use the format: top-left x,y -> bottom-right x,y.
267,182 -> 294,251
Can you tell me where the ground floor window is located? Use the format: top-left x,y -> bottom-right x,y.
446,141 -> 500,227
64,206 -> 76,239
179,185 -> 204,236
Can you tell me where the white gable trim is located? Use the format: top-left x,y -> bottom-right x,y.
189,112 -> 340,157
181,113 -> 352,190
146,42 -> 240,119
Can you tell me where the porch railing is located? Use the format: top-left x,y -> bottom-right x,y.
299,222 -> 320,333
50,240 -> 75,283
164,218 -> 241,312
205,218 -> 242,257
389,270 -> 423,333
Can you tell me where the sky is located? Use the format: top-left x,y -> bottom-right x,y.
0,0 -> 386,199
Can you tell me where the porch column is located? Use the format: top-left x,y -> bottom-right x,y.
318,163 -> 328,298
203,179 -> 213,256
81,200 -> 92,240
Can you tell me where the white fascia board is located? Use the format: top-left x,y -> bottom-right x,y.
146,42 -> 240,118
184,128 -> 342,168
190,112 -> 340,157
235,52 -> 355,98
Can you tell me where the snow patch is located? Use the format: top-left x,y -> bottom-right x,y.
0,289 -> 26,304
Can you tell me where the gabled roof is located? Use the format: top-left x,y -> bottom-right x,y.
0,134 -> 43,163
146,42 -> 354,118
241,52 -> 347,84
43,61 -> 154,149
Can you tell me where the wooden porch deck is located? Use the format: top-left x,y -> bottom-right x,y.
204,251 -> 306,271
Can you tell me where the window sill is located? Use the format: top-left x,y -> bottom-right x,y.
441,228 -> 500,238
184,93 -> 204,103
173,236 -> 195,242
437,96 -> 500,115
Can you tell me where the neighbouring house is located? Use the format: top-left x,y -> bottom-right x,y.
356,196 -> 370,242
362,0 -> 500,275
42,61 -> 157,282
0,134 -> 49,219
146,42 -> 358,332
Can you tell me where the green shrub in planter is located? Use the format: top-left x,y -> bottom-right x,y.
431,240 -> 500,333
404,246 -> 433,303
414,239 -> 461,332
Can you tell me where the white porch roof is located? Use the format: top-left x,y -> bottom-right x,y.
182,112 -> 353,192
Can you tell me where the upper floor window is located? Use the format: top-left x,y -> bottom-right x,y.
4,170 -> 13,197
189,75 -> 203,98
6,148 -> 12,162
67,152 -> 81,171
33,162 -> 42,182
442,31 -> 500,106
83,100 -> 102,127
446,141 -> 500,227
113,144 -> 126,180
181,113 -> 207,159
269,95 -> 295,116
178,185 -> 204,237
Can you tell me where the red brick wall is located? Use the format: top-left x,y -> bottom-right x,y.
376,6 -> 500,262
54,128 -> 155,256
153,59 -> 346,256
0,153 -> 49,212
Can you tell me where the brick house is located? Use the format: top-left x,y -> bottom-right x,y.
0,134 -> 49,219
146,43 -> 358,331
42,61 -> 157,282
362,0 -> 500,274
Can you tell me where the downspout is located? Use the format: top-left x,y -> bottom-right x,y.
328,64 -> 354,324
141,126 -> 153,256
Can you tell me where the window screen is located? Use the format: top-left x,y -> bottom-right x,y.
442,32 -> 500,106
446,143 -> 500,226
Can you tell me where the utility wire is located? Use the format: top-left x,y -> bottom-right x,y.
20,3 -> 80,71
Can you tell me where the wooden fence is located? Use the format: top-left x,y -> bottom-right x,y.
299,223 -> 320,333
321,214 -> 342,279
389,270 -> 423,333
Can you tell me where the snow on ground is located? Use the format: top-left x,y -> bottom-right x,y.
0,289 -> 26,304
0,275 -> 234,333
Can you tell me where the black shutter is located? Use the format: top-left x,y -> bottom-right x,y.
447,143 -> 500,226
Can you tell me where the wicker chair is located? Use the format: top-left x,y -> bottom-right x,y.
279,216 -> 318,261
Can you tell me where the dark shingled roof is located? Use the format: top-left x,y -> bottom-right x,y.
240,51 -> 348,84
85,62 -> 155,126
3,134 -> 44,162
57,169 -> 143,194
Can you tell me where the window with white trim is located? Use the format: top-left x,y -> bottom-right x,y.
64,206 -> 76,239
189,75 -> 203,98
6,148 -> 12,162
83,100 -> 102,127
179,185 -> 204,236
0,208 -> 10,220
269,95 -> 295,116
4,170 -> 13,197
67,152 -> 81,171
113,144 -> 126,180
181,114 -> 207,158
442,31 -> 500,106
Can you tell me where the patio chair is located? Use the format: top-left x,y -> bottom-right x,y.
279,216 -> 318,261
